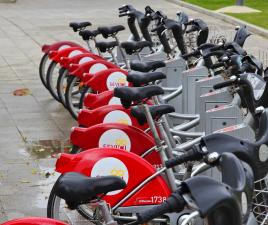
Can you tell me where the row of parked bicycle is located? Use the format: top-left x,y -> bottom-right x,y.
4,4 -> 268,225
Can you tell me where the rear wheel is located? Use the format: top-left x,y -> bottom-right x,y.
46,61 -> 62,102
47,176 -> 101,224
65,75 -> 92,120
57,68 -> 69,107
39,53 -> 50,89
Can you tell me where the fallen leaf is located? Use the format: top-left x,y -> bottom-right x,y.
20,179 -> 30,183
13,88 -> 31,96
37,148 -> 45,152
31,169 -> 38,175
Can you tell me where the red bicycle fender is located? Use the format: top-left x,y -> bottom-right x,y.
85,68 -> 130,92
1,217 -> 67,225
70,123 -> 161,166
41,41 -> 82,54
77,105 -> 148,130
55,148 -> 171,207
70,60 -> 118,80
49,47 -> 89,62
60,53 -> 103,69
84,91 -> 119,109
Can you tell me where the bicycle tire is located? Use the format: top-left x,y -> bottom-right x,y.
47,175 -> 94,222
39,53 -> 50,89
46,61 -> 61,102
56,68 -> 69,107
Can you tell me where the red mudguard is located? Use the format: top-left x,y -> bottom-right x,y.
1,217 -> 67,225
78,105 -> 148,130
83,91 -> 153,110
85,68 -> 130,92
70,123 -> 161,167
48,47 -> 89,62
55,148 -> 171,207
69,60 -> 119,81
41,41 -> 82,54
59,53 -> 103,69
84,91 -> 118,109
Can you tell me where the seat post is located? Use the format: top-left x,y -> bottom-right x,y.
139,102 -> 177,191
113,35 -> 130,70
85,40 -> 93,52
98,200 -> 118,225
108,49 -> 118,65
92,37 -> 103,56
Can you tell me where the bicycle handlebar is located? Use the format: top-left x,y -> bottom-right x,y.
119,12 -> 129,17
165,146 -> 204,169
211,62 -> 225,70
133,192 -> 186,225
213,76 -> 237,90
181,49 -> 200,59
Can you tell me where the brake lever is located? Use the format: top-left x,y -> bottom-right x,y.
161,28 -> 168,36
191,162 -> 210,177
181,211 -> 200,225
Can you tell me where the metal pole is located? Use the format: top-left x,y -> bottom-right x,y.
236,0 -> 244,6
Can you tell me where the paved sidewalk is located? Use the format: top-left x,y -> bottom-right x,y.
0,0 -> 267,222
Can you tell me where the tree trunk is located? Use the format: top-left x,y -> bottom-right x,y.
236,0 -> 244,6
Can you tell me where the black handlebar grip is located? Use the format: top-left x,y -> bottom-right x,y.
151,25 -> 163,33
119,12 -> 128,17
186,25 -> 198,34
181,49 -> 200,60
210,44 -> 224,52
165,148 -> 203,169
135,192 -> 186,224
211,62 -> 225,70
213,79 -> 236,90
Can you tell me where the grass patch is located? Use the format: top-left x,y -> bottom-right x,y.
185,0 -> 268,29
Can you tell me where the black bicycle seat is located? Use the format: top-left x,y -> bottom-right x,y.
69,22 -> 92,32
127,71 -> 166,87
120,41 -> 152,55
95,41 -> 118,53
114,85 -> 164,108
54,172 -> 126,209
79,30 -> 100,41
98,25 -> 125,38
131,104 -> 175,125
130,60 -> 166,72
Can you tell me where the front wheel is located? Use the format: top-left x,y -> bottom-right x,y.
39,53 -> 50,89
47,175 -> 100,223
65,75 -> 92,120
46,61 -> 62,102
57,68 -> 69,107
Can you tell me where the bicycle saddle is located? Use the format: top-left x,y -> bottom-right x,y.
98,25 -> 125,38
131,104 -> 175,125
69,21 -> 92,32
120,41 -> 152,55
130,60 -> 166,72
127,71 -> 166,87
79,30 -> 100,41
114,85 -> 164,108
95,41 -> 118,53
54,172 -> 126,209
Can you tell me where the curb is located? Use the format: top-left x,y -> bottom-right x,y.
167,0 -> 268,39
0,0 -> 16,3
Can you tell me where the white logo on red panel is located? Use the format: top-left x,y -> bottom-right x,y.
99,129 -> 131,151
106,72 -> 128,90
103,110 -> 132,125
58,45 -> 71,51
89,63 -> 108,73
91,157 -> 129,195
79,57 -> 94,64
108,97 -> 121,105
68,50 -> 83,58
